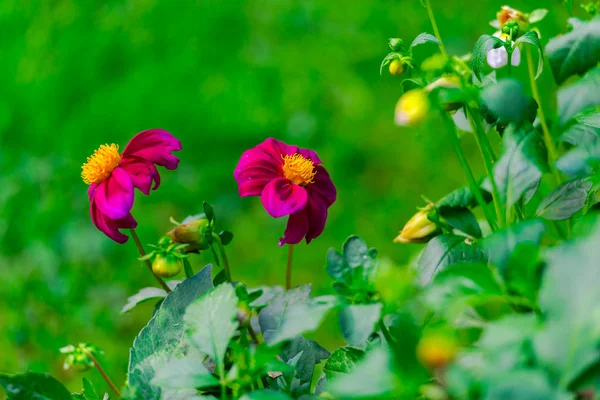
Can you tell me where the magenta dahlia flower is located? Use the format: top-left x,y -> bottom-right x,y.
234,138 -> 336,245
81,129 -> 182,243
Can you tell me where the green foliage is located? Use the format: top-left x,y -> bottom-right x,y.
472,34 -> 505,81
480,79 -> 538,125
536,178 -> 593,220
0,372 -> 72,400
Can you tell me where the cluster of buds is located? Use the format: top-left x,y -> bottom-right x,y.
380,38 -> 414,78
496,6 -> 529,33
60,343 -> 102,371
393,204 -> 440,244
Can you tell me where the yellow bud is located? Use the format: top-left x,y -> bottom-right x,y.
394,208 -> 438,244
394,89 -> 430,126
416,334 -> 458,369
167,218 -> 211,250
388,59 -> 405,77
151,255 -> 183,278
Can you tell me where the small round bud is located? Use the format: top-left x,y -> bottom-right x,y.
388,59 -> 405,77
394,207 -> 439,244
158,236 -> 172,247
416,334 -> 458,369
394,89 -> 430,127
501,20 -> 520,40
167,218 -> 211,250
152,254 -> 183,278
388,38 -> 404,52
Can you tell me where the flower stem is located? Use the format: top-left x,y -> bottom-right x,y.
83,349 -> 121,398
248,324 -> 261,344
378,320 -> 394,344
286,244 -> 294,290
441,112 -> 498,231
424,0 -> 447,57
211,232 -> 232,282
183,258 -> 194,279
129,228 -> 171,293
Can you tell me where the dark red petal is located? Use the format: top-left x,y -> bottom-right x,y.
260,178 -> 308,218
310,166 -> 337,207
120,157 -> 161,195
298,148 -> 323,164
90,199 -> 137,243
279,209 -> 310,246
122,129 -> 182,170
305,196 -> 329,244
93,168 -> 135,220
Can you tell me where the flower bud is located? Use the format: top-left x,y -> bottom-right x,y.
236,304 -> 251,328
496,5 -> 529,32
167,218 -> 211,250
416,333 -> 458,369
501,20 -> 520,40
152,254 -> 183,278
394,207 -> 439,244
394,89 -> 430,127
388,38 -> 405,52
388,59 -> 405,77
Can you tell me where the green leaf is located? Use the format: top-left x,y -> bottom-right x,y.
417,234 -> 488,285
483,220 -> 546,274
323,346 -> 365,380
480,79 -> 538,125
528,9 -> 549,23
81,378 -> 100,400
410,32 -> 439,47
128,266 -> 214,400
486,370 -> 558,399
184,283 -> 239,368
439,207 -> 482,238
269,296 -> 339,344
560,116 -> 600,146
218,230 -> 233,246
557,138 -> 600,176
536,178 -> 593,220
558,68 -> 600,125
343,236 -> 369,267
327,347 -> 396,399
121,287 -> 168,313
472,34 -> 505,81
564,0 -> 573,15
0,372 -> 71,400
203,201 -> 215,224
491,124 -> 548,207
279,337 -> 329,397
546,17 -> 600,84
339,303 -> 382,346
151,356 -> 219,390
326,236 -> 378,295
516,31 -> 544,79
258,285 -> 311,343
435,186 -> 480,209
240,390 -> 293,400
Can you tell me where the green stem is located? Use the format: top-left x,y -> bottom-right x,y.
83,349 -> 121,398
212,232 -> 232,282
441,112 -> 498,231
424,0 -> 447,57
286,244 -> 294,290
129,228 -> 171,293
248,324 -> 261,344
183,258 -> 194,279
378,320 -> 394,344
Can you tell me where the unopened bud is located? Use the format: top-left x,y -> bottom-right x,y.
394,89 -> 430,127
394,207 -> 439,244
388,59 -> 405,77
152,254 -> 183,278
236,305 -> 251,328
388,38 -> 404,52
416,334 -> 458,369
496,5 -> 529,32
167,218 -> 211,250
501,20 -> 520,40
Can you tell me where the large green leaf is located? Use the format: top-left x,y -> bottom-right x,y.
439,207 -> 482,238
516,31 -> 544,79
258,285 -> 311,343
410,32 -> 439,47
338,303 -> 382,346
0,372 -> 71,400
128,266 -> 214,400
480,79 -> 538,125
485,370 -> 560,400
492,124 -> 548,207
545,16 -> 600,84
277,337 -> 329,397
435,186 -> 480,209
326,236 -> 378,297
560,118 -> 600,146
417,234 -> 488,285
556,138 -> 600,176
121,287 -> 168,314
558,68 -> 600,124
184,283 -> 239,368
151,356 -> 218,390
323,346 -> 365,380
472,34 -> 505,81
536,178 -> 593,220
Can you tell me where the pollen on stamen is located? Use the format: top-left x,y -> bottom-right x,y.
81,144 -> 122,185
281,153 -> 317,186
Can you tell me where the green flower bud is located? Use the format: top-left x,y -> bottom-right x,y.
236,304 -> 251,328
388,38 -> 405,52
501,20 -> 520,40
152,254 -> 183,278
497,5 -> 529,32
167,218 -> 211,250
394,206 -> 439,244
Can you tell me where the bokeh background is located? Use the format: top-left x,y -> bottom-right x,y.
0,0 -> 571,395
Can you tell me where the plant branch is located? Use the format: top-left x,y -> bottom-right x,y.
286,245 -> 294,290
212,232 -> 232,282
129,228 -> 171,293
83,349 -> 121,398
424,0 -> 447,57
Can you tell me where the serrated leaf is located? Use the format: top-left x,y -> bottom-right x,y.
128,266 -> 214,400
0,372 -> 71,400
343,236 -> 369,267
558,68 -> 600,125
529,9 -> 549,23
560,119 -> 600,146
472,34 -> 505,81
151,356 -> 218,390
516,31 -> 544,79
481,79 -> 538,125
258,285 -> 311,343
546,17 -> 600,84
121,287 -> 168,314
184,284 -> 239,368
417,234 -> 488,285
323,347 -> 365,380
536,178 -> 593,220
280,337 -> 329,397
269,297 -> 339,344
411,32 -> 439,47
339,303 -> 382,346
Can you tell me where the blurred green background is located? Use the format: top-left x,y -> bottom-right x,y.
0,0 -> 570,395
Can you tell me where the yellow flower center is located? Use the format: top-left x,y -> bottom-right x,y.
81,144 -> 122,185
282,153 -> 316,186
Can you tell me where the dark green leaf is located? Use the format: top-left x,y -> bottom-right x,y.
483,220 -> 546,274
505,243 -> 541,303
536,178 -> 593,220
436,186 -> 480,209
546,17 -> 600,84
343,236 -> 369,267
481,79 -> 538,125
485,370 -> 558,400
516,31 -> 544,79
151,356 -> 218,390
218,230 -> 233,246
439,207 -> 482,238
184,284 -> 239,367
259,285 -> 311,343
279,337 -> 329,397
417,234 -> 488,285
81,378 -> 100,400
323,346 -> 365,380
212,269 -> 227,286
558,68 -> 600,124
339,303 -> 382,346
121,287 -> 168,314
556,138 -> 600,176
472,34 -> 505,81
240,390 -> 293,400
203,201 -> 215,224
410,32 -> 439,47
128,266 -> 214,400
0,372 -> 71,400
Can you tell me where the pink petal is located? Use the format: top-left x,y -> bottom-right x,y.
309,166 -> 337,206
90,200 -> 137,243
260,178 -> 308,218
298,148 -> 323,164
120,157 -> 161,195
234,148 -> 284,197
279,210 -> 310,246
122,129 -> 182,170
88,183 -> 98,201
92,167 -> 135,220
